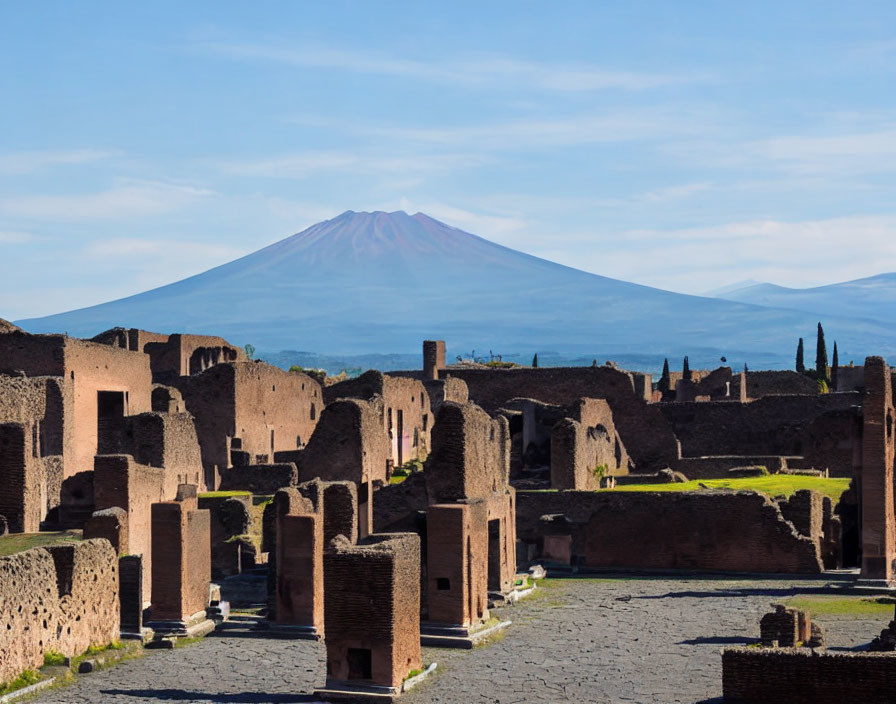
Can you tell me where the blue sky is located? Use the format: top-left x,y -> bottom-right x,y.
2,1 -> 896,319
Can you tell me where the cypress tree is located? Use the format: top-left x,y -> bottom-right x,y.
532,353 -> 538,368
744,362 -> 749,373
658,358 -> 670,393
831,342 -> 839,390
796,338 -> 805,374
815,322 -> 828,381
683,355 -> 692,382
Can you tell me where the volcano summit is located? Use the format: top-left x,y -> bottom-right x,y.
16,210 -> 896,365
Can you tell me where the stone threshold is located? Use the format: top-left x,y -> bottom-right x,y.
259,622 -> 323,640
421,620 -> 511,649
313,663 -> 437,701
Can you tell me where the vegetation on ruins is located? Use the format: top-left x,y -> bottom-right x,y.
0,530 -> 82,557
0,669 -> 42,696
198,490 -> 251,499
606,475 -> 850,502
288,365 -> 328,384
244,343 -> 255,360
796,337 -> 805,374
42,651 -> 66,667
781,596 -> 894,619
391,457 -> 426,484
590,463 -> 609,482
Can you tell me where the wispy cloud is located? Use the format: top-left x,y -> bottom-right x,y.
0,230 -> 34,244
0,149 -> 121,174
82,237 -> 245,261
0,179 -> 215,221
201,41 -> 708,92
751,127 -> 896,175
290,107 -> 716,151
571,214 -> 896,293
393,199 -> 528,238
215,151 -> 488,179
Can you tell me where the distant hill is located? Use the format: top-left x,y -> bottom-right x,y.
714,273 -> 896,326
15,211 -> 896,368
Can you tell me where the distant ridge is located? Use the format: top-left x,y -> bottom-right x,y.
15,210 -> 896,365
714,273 -> 896,326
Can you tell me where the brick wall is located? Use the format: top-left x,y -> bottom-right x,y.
722,648 -> 896,703
517,490 -> 823,573
302,398 -> 389,485
441,366 -> 680,470
659,393 -> 859,459
551,398 -> 630,490
219,462 -> 298,493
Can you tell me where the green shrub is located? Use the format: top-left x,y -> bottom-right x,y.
591,464 -> 608,481
43,650 -> 65,666
0,670 -> 42,696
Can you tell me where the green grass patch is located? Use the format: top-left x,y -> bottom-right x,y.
781,596 -> 895,618
43,650 -> 66,666
607,476 -> 850,502
198,490 -> 251,499
389,475 -> 408,485
0,530 -> 82,557
252,494 -> 273,506
0,670 -> 43,696
173,636 -> 204,649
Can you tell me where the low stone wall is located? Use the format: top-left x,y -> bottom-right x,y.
722,647 -> 896,703
0,539 -> 119,686
517,490 -> 823,574
219,463 -> 298,494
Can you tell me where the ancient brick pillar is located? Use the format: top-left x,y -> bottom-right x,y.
323,533 -> 421,691
423,340 -> 446,381
275,498 -> 324,636
426,503 -> 488,628
149,498 -> 211,623
0,422 -> 40,533
860,356 -> 896,582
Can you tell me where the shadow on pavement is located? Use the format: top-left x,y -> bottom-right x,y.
677,636 -> 757,645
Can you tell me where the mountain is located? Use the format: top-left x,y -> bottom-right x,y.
702,279 -> 764,297
715,273 -> 896,326
15,211 -> 896,367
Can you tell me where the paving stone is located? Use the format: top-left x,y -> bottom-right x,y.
30,577 -> 880,704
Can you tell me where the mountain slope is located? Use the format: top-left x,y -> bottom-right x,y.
15,211 -> 896,363
715,273 -> 896,325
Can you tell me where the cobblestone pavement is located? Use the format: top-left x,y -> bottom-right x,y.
31,576 -> 881,704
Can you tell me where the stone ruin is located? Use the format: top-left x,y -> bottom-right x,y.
2,329 -> 896,700
760,604 -> 825,648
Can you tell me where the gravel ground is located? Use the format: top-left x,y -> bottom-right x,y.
30,576 -> 882,704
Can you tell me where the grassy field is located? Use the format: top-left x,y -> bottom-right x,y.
0,530 -> 82,557
608,476 -> 850,502
198,490 -> 252,499
781,595 -> 895,619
